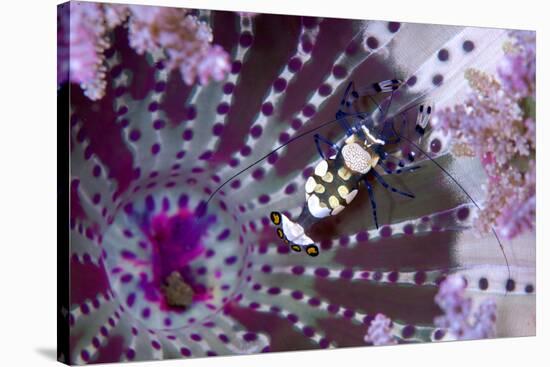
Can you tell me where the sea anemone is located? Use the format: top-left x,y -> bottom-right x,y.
62,3 -> 535,365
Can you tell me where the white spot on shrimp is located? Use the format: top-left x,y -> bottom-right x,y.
280,213 -> 314,245
314,160 -> 329,177
345,189 -> 358,204
305,176 -> 316,193
307,194 -> 331,218
331,205 -> 345,216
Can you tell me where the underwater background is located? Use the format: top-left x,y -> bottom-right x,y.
60,2 -> 535,365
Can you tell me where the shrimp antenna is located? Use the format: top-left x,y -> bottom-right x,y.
394,124 -> 512,289
206,111 -> 371,205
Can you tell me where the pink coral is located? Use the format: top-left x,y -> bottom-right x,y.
196,45 -> 231,85
432,31 -> 535,240
103,4 -> 129,28
434,275 -> 497,340
364,314 -> 398,346
60,3 -> 230,100
128,7 -> 230,86
498,31 -> 536,98
68,2 -> 110,100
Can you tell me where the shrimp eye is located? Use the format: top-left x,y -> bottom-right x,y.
290,245 -> 302,252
